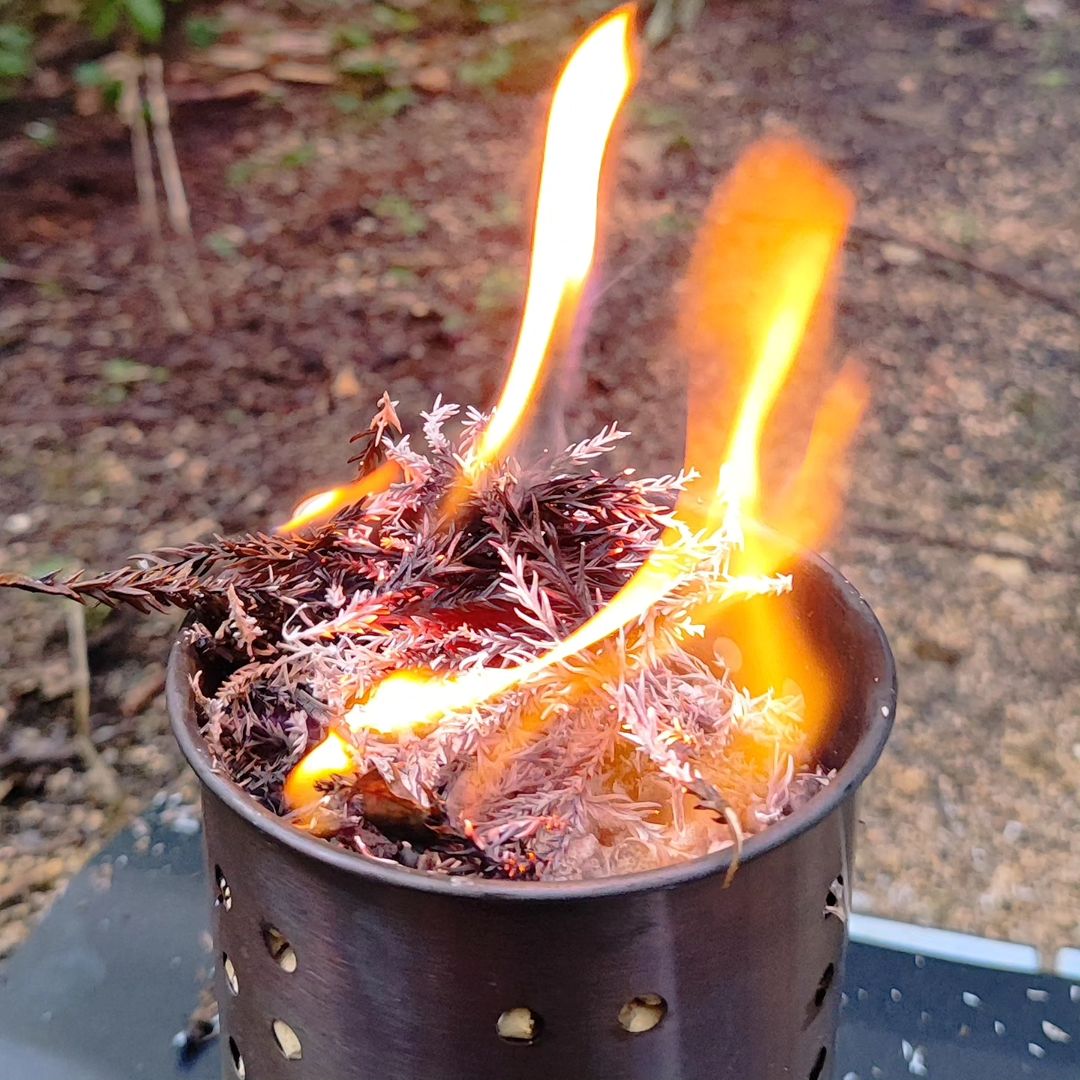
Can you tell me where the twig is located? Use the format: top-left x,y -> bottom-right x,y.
0,741 -> 80,773
144,55 -> 214,331
118,54 -> 191,335
120,665 -> 167,718
65,602 -> 92,742
849,521 -> 1078,574
142,57 -> 190,240
0,265 -> 109,293
65,602 -> 122,805
644,0 -> 706,45
849,224 -> 1080,322
0,863 -> 69,910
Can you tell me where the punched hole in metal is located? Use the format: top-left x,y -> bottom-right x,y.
497,1007 -> 542,1043
228,1036 -> 246,1078
824,873 -> 845,919
272,1018 -> 303,1060
262,924 -> 298,972
814,963 -> 835,1009
618,994 -> 668,1033
215,865 -> 233,910
223,953 -> 239,996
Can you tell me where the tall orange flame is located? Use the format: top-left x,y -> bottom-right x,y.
676,138 -> 858,771
277,7 -> 637,537
284,136 -> 860,810
464,5 -> 639,483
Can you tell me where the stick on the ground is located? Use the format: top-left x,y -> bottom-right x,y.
144,55 -> 214,331
0,265 -> 109,293
850,521 -> 1079,575
65,602 -> 122,805
118,54 -> 191,335
850,224 -> 1080,322
644,0 -> 706,45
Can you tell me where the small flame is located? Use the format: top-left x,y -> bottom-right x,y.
464,5 -> 638,483
283,729 -> 353,809
277,461 -> 400,535
283,137 -> 862,804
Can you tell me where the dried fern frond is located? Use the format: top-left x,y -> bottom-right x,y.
1,398 -> 828,880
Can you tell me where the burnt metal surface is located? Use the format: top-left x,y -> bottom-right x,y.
166,552 -> 897,1080
1,815 -> 1078,1080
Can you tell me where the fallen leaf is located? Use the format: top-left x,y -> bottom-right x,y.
262,29 -> 333,59
202,45 -> 265,72
270,62 -> 338,86
332,367 -> 362,400
880,241 -> 923,267
170,73 -> 275,104
413,65 -> 451,93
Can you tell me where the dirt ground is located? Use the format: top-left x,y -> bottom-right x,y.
1,0 -> 1078,960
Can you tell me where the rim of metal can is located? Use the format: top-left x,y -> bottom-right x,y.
167,546 -> 896,903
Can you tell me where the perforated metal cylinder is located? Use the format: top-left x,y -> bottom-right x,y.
167,551 -> 896,1080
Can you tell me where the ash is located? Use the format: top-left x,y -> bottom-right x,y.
2,398 -> 829,880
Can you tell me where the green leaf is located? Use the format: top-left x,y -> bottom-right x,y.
227,159 -> 259,188
488,194 -> 521,228
476,266 -> 524,314
0,24 -> 33,80
457,46 -> 514,88
206,231 -> 238,260
335,25 -> 373,49
371,86 -> 416,119
374,194 -> 427,237
36,279 -> 64,299
102,357 -> 168,384
185,16 -> 223,49
1032,68 -> 1068,89
75,61 -> 107,87
280,144 -> 316,169
338,53 -> 396,80
386,266 -> 419,287
634,103 -> 685,130
441,307 -> 468,335
372,5 -> 420,33
75,62 -> 124,110
125,0 -> 165,43
652,211 -> 694,237
331,91 -> 364,114
90,0 -> 123,40
476,2 -> 520,24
